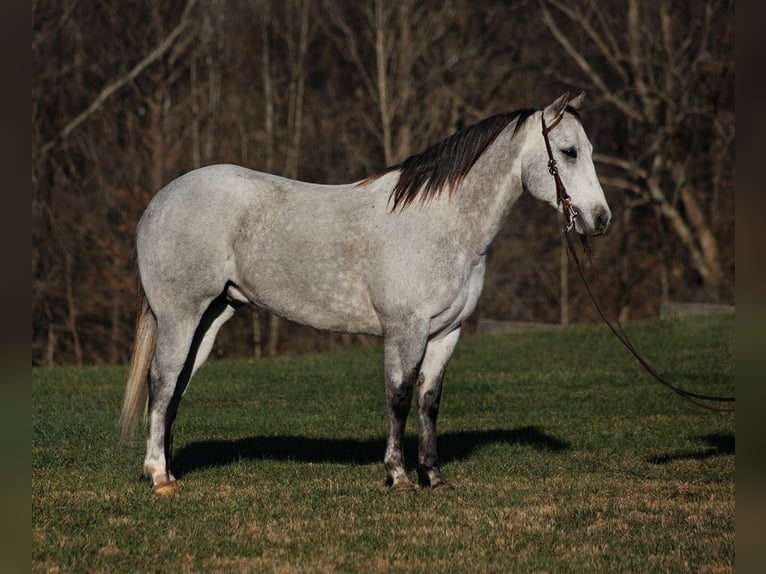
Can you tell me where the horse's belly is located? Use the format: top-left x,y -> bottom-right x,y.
235,272 -> 383,336
281,293 -> 382,335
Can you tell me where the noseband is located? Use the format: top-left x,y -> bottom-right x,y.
541,113 -> 578,232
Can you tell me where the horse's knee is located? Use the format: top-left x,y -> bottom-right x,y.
386,370 -> 418,413
419,385 -> 442,419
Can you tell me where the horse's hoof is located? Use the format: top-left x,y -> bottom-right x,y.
152,480 -> 177,497
390,480 -> 416,495
430,480 -> 454,491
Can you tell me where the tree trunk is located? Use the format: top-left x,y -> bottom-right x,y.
374,0 -> 393,165
65,256 -> 83,367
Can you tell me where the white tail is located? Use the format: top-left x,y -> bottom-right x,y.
119,286 -> 157,440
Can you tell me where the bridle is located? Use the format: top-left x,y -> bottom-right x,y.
541,113 -> 578,232
540,111 -> 734,413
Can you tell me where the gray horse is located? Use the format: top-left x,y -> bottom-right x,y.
121,93 -> 611,495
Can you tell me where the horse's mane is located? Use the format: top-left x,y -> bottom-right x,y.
361,109 -> 536,212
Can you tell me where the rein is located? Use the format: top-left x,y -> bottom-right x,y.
540,114 -> 734,413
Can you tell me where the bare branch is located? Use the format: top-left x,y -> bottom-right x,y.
627,0 -> 656,123
540,3 -> 643,122
591,2 -> 627,75
598,175 -> 643,195
594,152 -> 648,180
317,0 -> 378,104
37,0 -> 198,158
545,0 -> 627,83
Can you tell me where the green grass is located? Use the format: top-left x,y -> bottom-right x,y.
33,314 -> 735,573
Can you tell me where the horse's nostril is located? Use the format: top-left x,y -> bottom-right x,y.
596,211 -> 611,232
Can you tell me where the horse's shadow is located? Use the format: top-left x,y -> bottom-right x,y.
173,425 -> 570,478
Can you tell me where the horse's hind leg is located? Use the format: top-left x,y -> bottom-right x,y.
143,315 -> 198,495
144,296 -> 237,495
416,328 -> 461,489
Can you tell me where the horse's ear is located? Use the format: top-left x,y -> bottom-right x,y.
543,92 -> 569,125
568,92 -> 585,110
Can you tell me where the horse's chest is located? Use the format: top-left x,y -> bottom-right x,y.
430,257 -> 486,334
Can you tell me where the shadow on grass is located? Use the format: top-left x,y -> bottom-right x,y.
646,432 -> 735,464
173,425 -> 570,478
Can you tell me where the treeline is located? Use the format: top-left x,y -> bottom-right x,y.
32,0 -> 735,366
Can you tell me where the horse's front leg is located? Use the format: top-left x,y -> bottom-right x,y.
417,327 -> 461,489
382,320 -> 429,493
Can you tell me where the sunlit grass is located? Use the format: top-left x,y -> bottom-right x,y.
33,314 -> 734,572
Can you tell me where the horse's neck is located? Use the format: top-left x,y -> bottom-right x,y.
449,125 -> 527,254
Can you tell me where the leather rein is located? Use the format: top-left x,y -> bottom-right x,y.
540,113 -> 734,413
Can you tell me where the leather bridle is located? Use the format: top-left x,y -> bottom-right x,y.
540,111 -> 734,413
541,113 -> 578,232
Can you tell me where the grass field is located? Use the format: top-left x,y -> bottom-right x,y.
32,313 -> 734,573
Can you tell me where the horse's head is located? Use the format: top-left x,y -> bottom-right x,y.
521,93 -> 611,236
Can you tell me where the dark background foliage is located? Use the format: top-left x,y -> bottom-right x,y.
32,0 -> 735,366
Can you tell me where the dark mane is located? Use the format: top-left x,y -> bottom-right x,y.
369,109 -> 535,212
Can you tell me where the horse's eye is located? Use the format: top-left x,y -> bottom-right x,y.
562,147 -> 578,159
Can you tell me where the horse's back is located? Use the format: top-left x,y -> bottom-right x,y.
141,164 -> 284,218
136,164 -> 387,332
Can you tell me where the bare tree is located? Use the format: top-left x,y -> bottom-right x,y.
317,0 -> 458,165
36,0 -> 197,160
33,1 -> 203,365
541,0 -> 734,306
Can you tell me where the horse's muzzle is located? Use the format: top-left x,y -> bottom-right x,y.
575,205 -> 611,236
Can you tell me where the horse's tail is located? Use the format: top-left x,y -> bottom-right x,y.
120,284 -> 157,440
